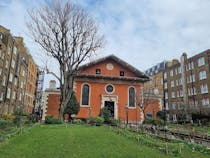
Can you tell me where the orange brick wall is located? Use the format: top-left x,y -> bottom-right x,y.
75,81 -> 143,122
144,99 -> 160,119
46,93 -> 60,118
80,59 -> 136,77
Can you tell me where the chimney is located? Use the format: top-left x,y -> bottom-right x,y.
49,80 -> 56,90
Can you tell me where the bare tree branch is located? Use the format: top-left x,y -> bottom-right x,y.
27,0 -> 104,121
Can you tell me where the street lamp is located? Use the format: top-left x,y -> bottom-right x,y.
125,105 -> 129,127
89,106 -> 92,118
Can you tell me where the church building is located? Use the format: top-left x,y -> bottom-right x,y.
74,55 -> 149,123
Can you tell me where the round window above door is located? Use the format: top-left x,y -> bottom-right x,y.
105,84 -> 114,94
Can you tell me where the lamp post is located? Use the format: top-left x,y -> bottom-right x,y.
89,106 -> 92,118
125,105 -> 129,127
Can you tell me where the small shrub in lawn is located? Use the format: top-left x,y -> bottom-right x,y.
2,113 -> 15,122
100,107 -> 111,123
73,119 -> 83,124
110,118 -> 118,126
0,119 -> 10,129
153,119 -> 164,126
45,115 -> 62,124
143,118 -> 153,124
90,117 -> 104,126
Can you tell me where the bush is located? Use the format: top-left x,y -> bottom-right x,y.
45,115 -> 62,124
110,118 -> 118,126
143,118 -> 153,124
2,113 -> 15,122
0,119 -> 10,129
100,107 -> 111,123
89,117 -> 104,126
72,119 -> 83,124
13,115 -> 22,126
153,119 -> 164,126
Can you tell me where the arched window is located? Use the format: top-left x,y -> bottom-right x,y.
129,87 -> 135,107
82,84 -> 89,105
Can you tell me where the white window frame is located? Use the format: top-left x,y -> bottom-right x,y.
199,71 -> 207,80
171,91 -> 175,98
9,73 -> 13,82
6,88 -> 11,99
198,57 -> 205,67
201,84 -> 208,94
202,98 -> 209,106
170,70 -> 173,77
171,80 -> 174,87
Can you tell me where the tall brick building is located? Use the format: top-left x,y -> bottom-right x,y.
163,50 -> 210,121
0,25 -> 38,114
145,49 -> 210,122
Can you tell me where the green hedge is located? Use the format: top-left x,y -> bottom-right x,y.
89,117 -> 104,126
45,116 -> 62,124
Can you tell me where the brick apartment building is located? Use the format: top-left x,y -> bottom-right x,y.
164,50 -> 210,121
145,49 -> 210,122
0,25 -> 38,114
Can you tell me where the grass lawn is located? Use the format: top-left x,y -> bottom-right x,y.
0,124 -> 209,158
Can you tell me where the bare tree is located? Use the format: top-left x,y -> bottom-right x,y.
27,0 -> 104,121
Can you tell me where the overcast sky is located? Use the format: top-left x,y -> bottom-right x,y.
1,0 -> 210,87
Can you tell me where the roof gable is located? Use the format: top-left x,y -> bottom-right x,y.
78,55 -> 149,80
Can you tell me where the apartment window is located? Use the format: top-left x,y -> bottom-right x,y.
201,84 -> 208,94
120,71 -> 124,76
20,81 -> 24,89
128,87 -> 135,107
171,91 -> 175,98
13,46 -> 17,55
188,62 -> 194,70
171,80 -> 174,87
198,57 -> 205,67
187,74 -> 195,83
14,77 -> 17,86
95,69 -> 101,74
0,92 -> 3,101
6,88 -> 11,99
19,93 -> 22,101
2,75 -> 6,86
164,72 -> 167,79
202,98 -> 209,106
1,53 -> 4,60
81,84 -> 90,105
177,91 -> 180,97
164,82 -> 167,89
180,89 -> 183,97
173,114 -> 177,122
22,70 -> 26,77
165,102 -> 169,110
172,103 -> 176,109
193,87 -> 196,95
12,91 -> 16,100
175,68 -> 178,75
199,71 -> 207,80
179,78 -> 183,85
7,47 -> 11,55
165,92 -> 168,99
11,59 -> 15,69
9,73 -> 13,82
178,67 -> 181,73
160,78 -> 163,85
5,60 -> 8,69
170,70 -> 173,77
176,79 -> 179,86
